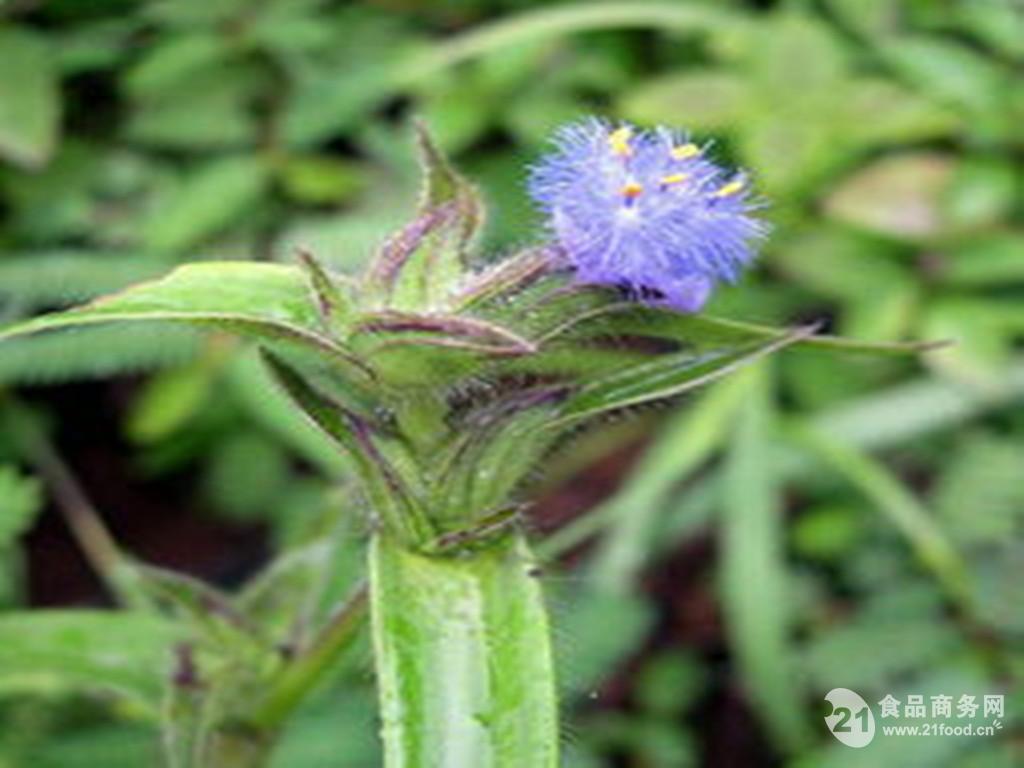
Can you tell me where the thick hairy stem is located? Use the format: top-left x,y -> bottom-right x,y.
369,532 -> 558,768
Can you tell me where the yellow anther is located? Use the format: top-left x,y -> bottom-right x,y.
608,127 -> 633,157
660,173 -> 689,186
713,179 -> 745,198
620,181 -> 644,199
670,143 -> 700,160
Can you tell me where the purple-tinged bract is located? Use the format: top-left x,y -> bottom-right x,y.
528,118 -> 767,312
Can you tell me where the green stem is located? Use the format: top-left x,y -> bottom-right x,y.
392,2 -> 741,85
2,399 -> 145,607
370,532 -> 558,768
249,586 -> 368,731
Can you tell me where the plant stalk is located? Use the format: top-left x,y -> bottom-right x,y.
369,531 -> 558,768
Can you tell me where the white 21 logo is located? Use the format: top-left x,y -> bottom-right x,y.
824,688 -> 876,748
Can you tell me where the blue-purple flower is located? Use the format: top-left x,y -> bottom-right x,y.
528,118 -> 766,312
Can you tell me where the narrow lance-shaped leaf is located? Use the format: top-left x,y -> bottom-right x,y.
548,324 -> 818,428
413,118 -> 483,244
0,27 -> 60,168
236,539 -> 335,642
720,366 -> 812,753
0,262 -> 374,381
354,311 -> 537,357
129,564 -> 260,652
589,373 -> 749,593
351,310 -> 538,388
261,351 -> 434,547
0,610 -> 181,716
295,248 -> 355,334
364,122 -> 484,309
535,297 -> 944,356
452,247 -> 552,313
789,425 -> 969,603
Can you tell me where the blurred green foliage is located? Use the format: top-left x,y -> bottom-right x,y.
0,0 -> 1021,766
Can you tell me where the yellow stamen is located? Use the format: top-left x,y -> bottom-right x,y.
713,179 -> 744,198
621,181 -> 644,199
660,173 -> 689,186
670,143 -> 700,160
608,127 -> 633,157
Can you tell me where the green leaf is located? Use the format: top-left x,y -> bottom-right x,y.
537,299 -> 932,356
278,155 -> 365,205
260,351 -> 431,546
921,299 -> 1017,390
825,0 -> 899,38
351,310 -> 536,387
0,465 -> 43,545
824,152 -> 956,240
942,156 -> 1018,230
0,251 -> 173,308
237,539 -> 334,640
225,351 -> 349,477
554,585 -> 654,699
790,425 -> 969,603
719,367 -> 811,753
126,66 -> 258,150
635,650 -> 705,717
956,0 -> 1024,59
355,312 -> 534,356
295,248 -> 355,334
203,432 -> 290,521
365,122 -> 483,310
790,504 -> 866,561
619,70 -> 747,131
453,247 -> 551,312
278,11 -> 406,146
0,27 -> 61,168
441,401 -> 560,521
0,262 -> 367,372
932,434 -> 1024,547
747,12 -> 847,97
772,227 -> 910,302
130,565 -> 257,652
127,362 -> 215,443
123,33 -> 229,97
804,612 -> 963,692
417,79 -> 492,156
0,610 -> 180,715
143,156 -> 269,253
841,77 -> 960,145
549,324 -> 816,427
942,233 -> 1024,286
589,374 -> 748,592
741,112 -> 834,195
393,2 -> 741,83
881,35 -> 1008,117
0,324 -> 201,385
370,532 -> 558,767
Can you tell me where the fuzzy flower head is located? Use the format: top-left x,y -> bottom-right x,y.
528,118 -> 767,312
